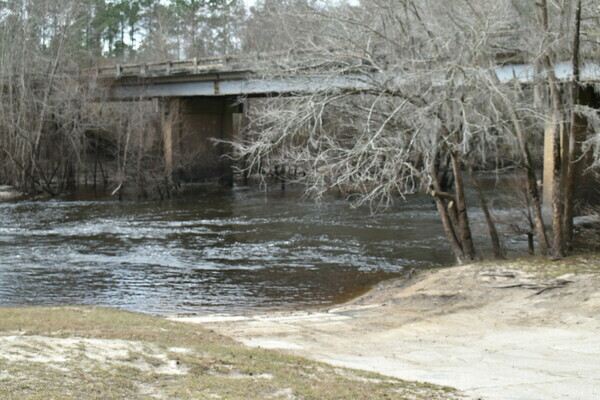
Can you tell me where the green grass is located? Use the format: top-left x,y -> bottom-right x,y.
0,307 -> 459,400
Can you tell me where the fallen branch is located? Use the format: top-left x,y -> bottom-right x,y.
530,280 -> 572,296
487,279 -> 572,295
480,271 -> 517,278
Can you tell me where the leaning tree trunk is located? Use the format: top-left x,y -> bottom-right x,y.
450,151 -> 476,261
429,163 -> 467,264
467,162 -> 505,259
432,193 -> 466,264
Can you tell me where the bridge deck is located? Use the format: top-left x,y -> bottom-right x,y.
96,54 -> 600,100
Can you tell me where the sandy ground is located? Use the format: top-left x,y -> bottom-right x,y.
0,336 -> 190,375
173,264 -> 600,400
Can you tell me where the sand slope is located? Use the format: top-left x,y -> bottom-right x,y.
174,263 -> 600,400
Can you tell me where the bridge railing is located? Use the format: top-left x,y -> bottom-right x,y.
91,49 -> 367,79
96,58 -> 230,78
91,29 -> 530,79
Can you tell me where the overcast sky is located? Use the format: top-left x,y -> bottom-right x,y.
244,0 -> 359,9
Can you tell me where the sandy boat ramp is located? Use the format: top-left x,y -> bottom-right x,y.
173,263 -> 600,400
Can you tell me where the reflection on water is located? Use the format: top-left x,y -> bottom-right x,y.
1,183 -> 536,315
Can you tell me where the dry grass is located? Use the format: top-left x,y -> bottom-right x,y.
0,307 -> 461,400
477,252 -> 600,278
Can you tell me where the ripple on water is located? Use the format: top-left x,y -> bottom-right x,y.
0,188 -> 529,314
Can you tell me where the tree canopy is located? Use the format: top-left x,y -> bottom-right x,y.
0,0 -> 247,65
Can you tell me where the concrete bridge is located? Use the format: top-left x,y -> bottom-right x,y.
96,53 -> 600,200
97,52 -> 600,99
95,51 -> 379,185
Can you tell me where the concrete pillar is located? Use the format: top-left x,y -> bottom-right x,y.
162,98 -> 180,184
162,97 -> 240,184
219,98 -> 236,186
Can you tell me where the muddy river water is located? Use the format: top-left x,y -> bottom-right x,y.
0,183 -> 529,315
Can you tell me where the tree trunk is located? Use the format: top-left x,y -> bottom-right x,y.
467,163 -> 505,259
450,152 -> 476,261
549,95 -> 565,259
564,0 -> 582,252
526,143 -> 551,256
537,0 -> 566,259
527,233 -> 535,255
546,67 -> 566,259
432,194 -> 465,264
430,163 -> 466,264
510,108 -> 550,255
491,71 -> 549,255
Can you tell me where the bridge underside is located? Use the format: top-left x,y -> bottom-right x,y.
162,97 -> 241,185
108,73 -> 372,99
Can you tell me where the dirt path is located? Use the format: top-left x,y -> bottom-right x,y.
173,263 -> 600,400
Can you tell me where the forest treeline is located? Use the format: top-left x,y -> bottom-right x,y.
0,0 -> 299,199
0,0 -> 320,66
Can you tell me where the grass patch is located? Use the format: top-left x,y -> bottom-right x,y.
0,307 -> 460,400
478,252 -> 600,278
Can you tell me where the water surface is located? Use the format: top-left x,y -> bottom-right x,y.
0,187 -> 459,315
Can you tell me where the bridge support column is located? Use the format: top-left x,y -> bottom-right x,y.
162,98 -> 180,185
161,97 -> 240,185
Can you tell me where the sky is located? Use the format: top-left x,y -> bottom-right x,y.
244,0 -> 359,9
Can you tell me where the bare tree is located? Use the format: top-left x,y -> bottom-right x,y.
0,0 -> 175,198
231,0 -> 530,263
231,0 -> 599,263
0,0 -> 96,195
521,0 -> 600,257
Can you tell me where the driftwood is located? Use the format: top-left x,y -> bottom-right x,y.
489,279 -> 572,296
480,271 -> 517,278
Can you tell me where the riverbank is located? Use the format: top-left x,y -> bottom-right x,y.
0,307 -> 463,400
173,254 -> 600,400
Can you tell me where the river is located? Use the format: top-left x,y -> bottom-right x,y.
0,182 -> 529,315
